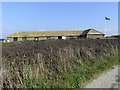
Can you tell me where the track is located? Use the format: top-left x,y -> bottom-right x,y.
85,66 -> 119,88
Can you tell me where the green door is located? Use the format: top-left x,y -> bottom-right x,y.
13,37 -> 18,41
22,37 -> 27,41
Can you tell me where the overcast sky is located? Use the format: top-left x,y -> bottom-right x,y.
2,2 -> 118,38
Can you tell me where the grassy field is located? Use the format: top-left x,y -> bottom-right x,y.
3,52 -> 118,88
2,39 -> 119,88
106,35 -> 120,38
23,52 -> 119,88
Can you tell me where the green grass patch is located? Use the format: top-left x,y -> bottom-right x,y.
23,52 -> 119,88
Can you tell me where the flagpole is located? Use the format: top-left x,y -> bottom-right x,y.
104,17 -> 106,35
104,17 -> 110,36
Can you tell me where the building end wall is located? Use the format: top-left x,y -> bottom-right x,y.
87,34 -> 105,39
7,37 -> 13,42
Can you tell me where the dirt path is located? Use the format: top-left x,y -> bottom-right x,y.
84,66 -> 119,88
0,71 -> 2,89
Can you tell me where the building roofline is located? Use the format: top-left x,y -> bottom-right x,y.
7,28 -> 105,38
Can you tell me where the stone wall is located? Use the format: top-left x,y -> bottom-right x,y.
87,34 -> 104,39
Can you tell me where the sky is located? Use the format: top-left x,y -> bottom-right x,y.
2,2 -> 118,38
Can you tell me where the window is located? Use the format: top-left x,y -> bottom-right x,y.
13,37 -> 18,41
69,36 -> 74,37
22,37 -> 27,41
46,36 -> 51,39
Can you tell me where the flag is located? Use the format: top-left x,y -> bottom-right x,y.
105,17 -> 110,20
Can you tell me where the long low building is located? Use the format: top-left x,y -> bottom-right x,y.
7,28 -> 105,42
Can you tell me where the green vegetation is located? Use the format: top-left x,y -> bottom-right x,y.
23,52 -> 119,88
106,35 -> 120,38
2,39 -> 59,45
111,35 -> 120,38
2,40 -> 26,45
3,39 -> 118,88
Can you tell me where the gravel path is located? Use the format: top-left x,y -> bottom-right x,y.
85,66 -> 119,88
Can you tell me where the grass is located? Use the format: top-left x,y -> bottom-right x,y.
2,41 -> 26,45
8,31 -> 83,37
106,35 -> 120,38
23,52 -> 119,88
2,40 -> 45,45
3,39 -> 118,88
